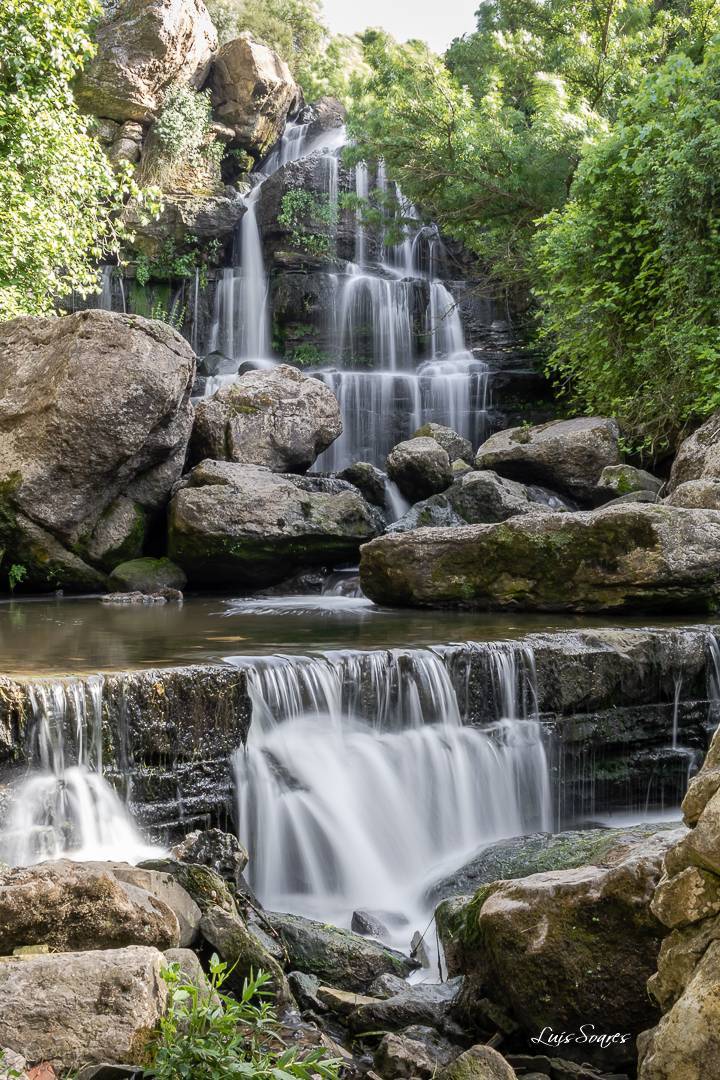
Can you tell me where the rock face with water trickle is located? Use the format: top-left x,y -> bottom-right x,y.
638,724 -> 720,1079
0,310 -> 195,590
474,417 -> 621,505
168,459 -> 381,586
0,946 -> 168,1069
454,830 -> 680,1068
264,910 -> 419,992
190,365 -> 342,472
75,0 -> 217,123
386,438 -> 453,503
209,33 -> 300,157
360,504 -> 720,612
0,861 -> 182,953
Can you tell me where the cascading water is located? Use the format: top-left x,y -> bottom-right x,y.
231,644 -> 551,945
0,679 -> 155,867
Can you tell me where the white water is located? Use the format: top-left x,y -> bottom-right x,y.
231,644 -> 551,947
0,679 -> 157,867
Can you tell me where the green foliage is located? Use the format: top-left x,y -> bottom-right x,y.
278,189 -> 336,256
0,0 -> 147,318
150,298 -> 187,332
147,958 -> 341,1080
8,564 -> 28,593
141,84 -> 219,192
535,41 -> 720,451
135,238 -> 220,288
288,343 -> 330,367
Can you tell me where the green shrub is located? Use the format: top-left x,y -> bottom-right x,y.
278,190 -> 336,257
146,958 -> 341,1080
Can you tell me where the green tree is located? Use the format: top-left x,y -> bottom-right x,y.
0,0 -> 141,318
535,42 -> 720,452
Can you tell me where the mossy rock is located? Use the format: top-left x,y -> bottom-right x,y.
108,557 -> 186,594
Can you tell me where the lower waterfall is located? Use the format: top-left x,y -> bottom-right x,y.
231,645 -> 552,941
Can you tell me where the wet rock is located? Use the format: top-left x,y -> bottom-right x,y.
340,464 -> 388,508
124,188 -> 246,254
108,557 -> 187,594
85,497 -> 147,571
210,33 -> 300,156
669,410 -> 720,491
349,979 -> 462,1034
0,860 -> 180,953
265,910 -> 420,992
437,1045 -> 517,1080
599,465 -> 663,497
639,939 -> 720,1079
169,460 -> 381,587
0,946 -> 167,1069
0,311 -> 195,585
665,478 -> 720,509
369,973 -> 411,998
455,832 -> 678,1067
170,828 -> 248,885
413,424 -> 473,465
359,504 -> 720,612
386,438 -> 453,502
374,1026 -> 460,1079
475,418 -> 620,504
352,910 -> 390,937
75,0 -> 217,123
191,366 -> 342,472
288,971 -> 326,1012
200,905 -> 291,1004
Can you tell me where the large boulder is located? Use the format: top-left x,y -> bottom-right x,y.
190,366 -> 342,472
412,424 -> 473,465
456,831 -> 679,1068
665,479 -> 720,510
669,411 -> 720,491
359,504 -> 720,612
108,557 -> 187,594
0,311 -> 195,588
386,438 -> 453,503
264,910 -> 419,992
0,860 -> 181,953
389,471 -> 571,534
209,33 -> 300,157
75,0 -> 217,123
475,417 -> 621,504
0,946 -> 167,1069
169,460 -> 382,587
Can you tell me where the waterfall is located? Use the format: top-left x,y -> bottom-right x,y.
208,182 -> 271,363
338,274 -> 415,371
354,162 -> 369,266
231,644 -> 551,932
0,679 -> 155,867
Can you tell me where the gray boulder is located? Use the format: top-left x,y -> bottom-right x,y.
97,862 -> 201,948
0,311 -> 195,587
669,411 -> 720,491
0,946 -> 167,1069
374,1026 -> 460,1079
0,860 -> 180,953
84,497 -> 147,571
349,978 -> 462,1034
386,438 -> 453,502
475,417 -> 621,504
666,479 -> 720,510
190,365 -> 342,473
339,463 -> 388,508
265,910 -> 419,992
169,460 -> 382,587
209,33 -> 300,156
75,0 -> 217,123
360,504 -> 720,612
599,464 -> 663,496
412,423 -> 473,464
170,828 -> 249,886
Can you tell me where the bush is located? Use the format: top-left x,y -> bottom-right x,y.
278,189 -> 336,257
147,958 -> 341,1080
